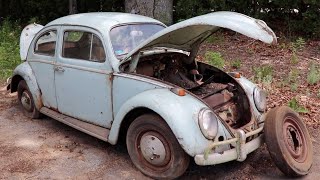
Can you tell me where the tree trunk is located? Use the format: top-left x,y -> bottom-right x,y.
69,0 -> 77,14
125,0 -> 173,25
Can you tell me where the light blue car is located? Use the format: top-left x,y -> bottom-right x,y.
7,12 -> 312,179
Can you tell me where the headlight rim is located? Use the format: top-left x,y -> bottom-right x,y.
198,108 -> 218,140
253,87 -> 267,112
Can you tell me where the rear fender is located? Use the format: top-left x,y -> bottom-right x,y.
10,62 -> 42,110
108,88 -> 214,156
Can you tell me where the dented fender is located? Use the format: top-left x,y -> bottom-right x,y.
108,88 -> 216,156
10,62 -> 42,110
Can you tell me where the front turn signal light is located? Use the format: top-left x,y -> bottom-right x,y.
170,88 -> 186,96
229,72 -> 241,78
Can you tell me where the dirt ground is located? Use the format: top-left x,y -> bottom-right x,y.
0,33 -> 320,179
0,86 -> 319,179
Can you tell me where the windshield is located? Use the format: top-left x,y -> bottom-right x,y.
110,24 -> 165,57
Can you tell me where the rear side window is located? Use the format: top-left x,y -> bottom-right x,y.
62,30 -> 106,62
34,30 -> 57,56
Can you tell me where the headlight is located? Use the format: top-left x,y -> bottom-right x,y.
198,109 -> 218,140
253,87 -> 267,112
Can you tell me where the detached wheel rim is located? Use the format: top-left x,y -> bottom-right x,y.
283,116 -> 308,163
21,91 -> 32,112
138,131 -> 171,168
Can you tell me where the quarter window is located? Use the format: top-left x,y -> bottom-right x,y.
62,31 -> 106,62
34,30 -> 57,56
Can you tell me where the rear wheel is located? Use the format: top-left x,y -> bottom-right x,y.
17,80 -> 41,118
126,114 -> 190,179
264,106 -> 313,177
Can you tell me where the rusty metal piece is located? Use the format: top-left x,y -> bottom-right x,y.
203,90 -> 233,109
136,61 -> 155,77
283,116 -> 308,163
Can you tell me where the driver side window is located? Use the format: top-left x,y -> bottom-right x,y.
62,30 -> 106,62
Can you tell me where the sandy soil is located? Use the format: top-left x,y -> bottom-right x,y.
0,84 -> 319,180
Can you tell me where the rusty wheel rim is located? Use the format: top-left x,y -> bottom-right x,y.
283,116 -> 308,163
136,131 -> 171,170
21,91 -> 33,112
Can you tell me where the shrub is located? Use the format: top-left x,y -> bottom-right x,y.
287,68 -> 299,83
291,37 -> 306,52
0,19 -> 21,80
307,62 -> 320,85
253,65 -> 273,85
290,53 -> 299,64
205,51 -> 225,69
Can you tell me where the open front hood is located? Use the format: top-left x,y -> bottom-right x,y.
122,11 -> 277,62
20,23 -> 44,60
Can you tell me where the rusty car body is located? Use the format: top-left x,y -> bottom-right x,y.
7,12 -> 313,179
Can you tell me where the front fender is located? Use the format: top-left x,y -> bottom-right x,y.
11,62 -> 42,110
108,88 -> 213,156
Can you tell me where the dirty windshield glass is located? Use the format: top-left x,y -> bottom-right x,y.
110,24 -> 164,57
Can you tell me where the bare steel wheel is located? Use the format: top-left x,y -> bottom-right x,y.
17,80 -> 41,118
264,106 -> 313,177
126,114 -> 190,179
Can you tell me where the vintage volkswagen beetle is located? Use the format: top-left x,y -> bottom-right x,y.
7,12 -> 312,179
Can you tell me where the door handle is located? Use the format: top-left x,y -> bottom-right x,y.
54,66 -> 65,72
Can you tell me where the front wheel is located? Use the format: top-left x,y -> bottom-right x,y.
264,106 -> 313,177
17,80 -> 41,118
126,114 -> 190,179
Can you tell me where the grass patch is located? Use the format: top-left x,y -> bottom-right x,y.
231,59 -> 241,69
205,34 -> 224,44
288,97 -> 309,113
205,51 -> 225,69
0,19 -> 21,80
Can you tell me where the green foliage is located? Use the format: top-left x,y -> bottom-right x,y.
66,31 -> 84,42
206,34 -> 224,44
0,0 -> 124,25
231,59 -> 241,69
205,51 -> 225,69
286,68 -> 300,92
0,19 -> 21,80
288,98 -> 309,113
291,37 -> 306,52
287,68 -> 299,83
290,83 -> 298,92
174,0 -> 320,38
307,62 -> 320,85
290,53 -> 299,64
253,65 -> 273,85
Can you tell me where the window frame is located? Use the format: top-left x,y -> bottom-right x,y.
61,29 -> 106,63
33,29 -> 58,57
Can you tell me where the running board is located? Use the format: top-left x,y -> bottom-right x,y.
40,107 -> 109,142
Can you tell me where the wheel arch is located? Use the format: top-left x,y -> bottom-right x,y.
9,74 -> 24,93
117,107 -> 156,143
108,88 -> 212,156
10,62 -> 43,110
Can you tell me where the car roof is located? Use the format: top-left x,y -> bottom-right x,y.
46,12 -> 165,31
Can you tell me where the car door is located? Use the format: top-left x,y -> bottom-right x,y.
27,27 -> 59,109
54,26 -> 113,128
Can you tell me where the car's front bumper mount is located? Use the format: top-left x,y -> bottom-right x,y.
194,126 -> 264,166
